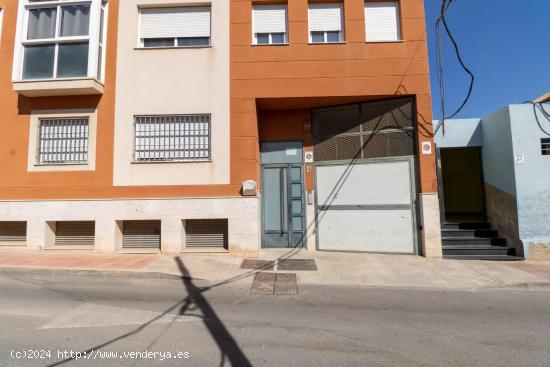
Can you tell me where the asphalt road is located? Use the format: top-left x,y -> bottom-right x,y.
0,272 -> 549,367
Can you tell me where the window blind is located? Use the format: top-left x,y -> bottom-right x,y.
140,7 -> 211,39
253,4 -> 287,34
308,3 -> 343,32
364,1 -> 400,41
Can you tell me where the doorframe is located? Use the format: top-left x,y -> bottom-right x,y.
313,156 -> 419,254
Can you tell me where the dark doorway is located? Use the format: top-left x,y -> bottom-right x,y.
440,147 -> 486,222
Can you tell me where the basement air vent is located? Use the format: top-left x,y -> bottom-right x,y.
122,220 -> 161,250
0,222 -> 27,245
55,221 -> 95,247
186,219 -> 228,250
542,138 -> 550,156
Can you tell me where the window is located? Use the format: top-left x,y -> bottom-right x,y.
364,1 -> 401,42
16,0 -> 107,81
308,3 -> 344,43
252,4 -> 288,45
134,115 -> 211,162
542,138 -> 550,156
139,7 -> 211,48
38,118 -> 89,165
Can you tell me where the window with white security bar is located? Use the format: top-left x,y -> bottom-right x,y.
16,0 -> 108,81
364,1 -> 401,42
139,7 -> 211,48
38,118 -> 89,165
134,115 -> 211,162
253,4 -> 288,45
308,3 -> 344,43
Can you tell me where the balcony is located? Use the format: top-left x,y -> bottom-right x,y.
12,0 -> 107,97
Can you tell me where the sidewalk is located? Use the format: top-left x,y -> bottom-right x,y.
0,249 -> 549,290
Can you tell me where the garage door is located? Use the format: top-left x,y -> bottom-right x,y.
316,160 -> 416,253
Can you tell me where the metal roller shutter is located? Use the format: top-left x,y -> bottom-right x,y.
55,221 -> 95,247
0,222 -> 27,245
186,219 -> 228,249
122,220 -> 161,250
253,4 -> 287,34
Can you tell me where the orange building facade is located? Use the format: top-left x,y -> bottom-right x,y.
0,0 -> 442,256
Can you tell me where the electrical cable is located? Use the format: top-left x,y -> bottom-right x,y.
435,0 -> 475,136
523,100 -> 550,136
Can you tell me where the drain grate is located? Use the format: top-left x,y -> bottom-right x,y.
273,273 -> 298,296
250,272 -> 276,295
277,259 -> 317,271
250,272 -> 298,296
240,259 -> 275,270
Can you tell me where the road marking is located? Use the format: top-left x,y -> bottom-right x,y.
39,303 -> 202,330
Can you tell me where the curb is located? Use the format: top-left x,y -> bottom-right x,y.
0,266 -> 194,281
482,282 -> 550,291
1,266 -> 550,291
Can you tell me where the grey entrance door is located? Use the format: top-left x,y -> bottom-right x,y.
261,142 -> 305,248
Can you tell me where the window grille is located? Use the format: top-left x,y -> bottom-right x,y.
38,118 -> 89,165
313,98 -> 416,162
134,115 -> 211,162
542,138 -> 550,156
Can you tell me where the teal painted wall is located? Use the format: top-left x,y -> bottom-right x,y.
509,104 -> 550,246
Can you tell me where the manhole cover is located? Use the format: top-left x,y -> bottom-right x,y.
240,259 -> 275,270
250,272 -> 298,296
277,259 -> 317,271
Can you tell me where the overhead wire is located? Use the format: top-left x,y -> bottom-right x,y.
435,0 -> 475,136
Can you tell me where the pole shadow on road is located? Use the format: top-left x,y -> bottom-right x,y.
46,257 -> 255,367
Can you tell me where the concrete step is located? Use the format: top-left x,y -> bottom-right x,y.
443,254 -> 524,261
441,229 -> 499,238
442,222 -> 491,230
443,245 -> 513,256
442,237 -> 508,247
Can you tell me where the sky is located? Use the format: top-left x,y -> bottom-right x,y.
424,0 -> 550,119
